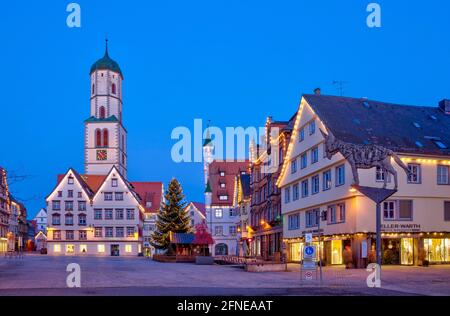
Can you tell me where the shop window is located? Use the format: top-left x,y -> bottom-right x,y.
401,238 -> 414,265
331,240 -> 343,264
424,239 -> 447,263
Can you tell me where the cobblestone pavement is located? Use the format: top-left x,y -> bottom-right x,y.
0,254 -> 449,296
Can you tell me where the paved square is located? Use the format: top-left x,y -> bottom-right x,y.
1,255 -> 449,295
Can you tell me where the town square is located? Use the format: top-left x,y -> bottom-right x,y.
1,1 -> 450,304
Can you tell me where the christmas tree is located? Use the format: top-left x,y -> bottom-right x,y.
151,178 -> 192,252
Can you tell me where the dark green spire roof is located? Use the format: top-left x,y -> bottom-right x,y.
204,181 -> 212,193
90,39 -> 123,78
203,123 -> 213,147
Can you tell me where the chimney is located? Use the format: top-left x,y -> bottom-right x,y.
314,88 -> 321,95
439,99 -> 450,114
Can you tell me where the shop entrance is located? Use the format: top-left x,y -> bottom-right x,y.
110,244 -> 120,256
400,238 -> 414,265
382,239 -> 400,265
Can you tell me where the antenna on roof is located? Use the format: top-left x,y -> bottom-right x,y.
332,80 -> 349,96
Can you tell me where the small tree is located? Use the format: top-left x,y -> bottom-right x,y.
151,178 -> 191,253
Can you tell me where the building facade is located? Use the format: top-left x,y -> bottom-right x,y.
0,167 -> 9,252
278,94 -> 450,267
46,43 -> 162,256
232,174 -> 251,257
248,116 -> 294,261
205,160 -> 249,256
34,208 -> 47,233
185,202 -> 207,230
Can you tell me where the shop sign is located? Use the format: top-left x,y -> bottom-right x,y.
381,223 -> 421,232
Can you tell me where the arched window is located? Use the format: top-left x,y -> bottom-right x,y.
99,106 -> 106,119
111,83 -> 116,95
95,129 -> 102,147
103,129 -> 109,147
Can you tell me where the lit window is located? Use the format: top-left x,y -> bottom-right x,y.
79,244 -> 87,253
220,171 -> 225,177
53,244 -> 61,253
66,244 -> 75,253
219,195 -> 228,201
97,244 -> 105,253
215,209 -> 223,218
125,245 -> 132,253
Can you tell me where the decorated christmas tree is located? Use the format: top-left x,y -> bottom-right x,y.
151,178 -> 191,252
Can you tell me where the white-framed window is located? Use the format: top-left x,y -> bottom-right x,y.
309,120 -> 316,135
105,209 -> 113,220
78,201 -> 86,211
214,226 -> 223,236
94,227 -> 102,237
383,201 -> 396,220
125,245 -> 132,253
375,166 -> 391,182
215,209 -> 223,218
127,227 -> 135,237
335,165 -> 345,186
300,153 -> 307,169
229,226 -> 237,236
299,128 -> 305,142
66,230 -> 74,240
115,192 -> 124,201
53,244 -> 61,253
311,147 -> 319,164
94,209 -> 102,220
115,209 -> 124,220
284,187 -> 290,204
328,203 -> 345,224
52,200 -> 61,211
220,183 -> 226,188
126,209 -> 135,220
220,171 -> 225,177
79,231 -> 87,240
292,183 -> 299,201
68,176 -> 74,185
301,180 -> 309,198
65,214 -> 74,226
288,214 -> 300,230
323,170 -> 332,191
219,195 -> 228,201
105,227 -> 113,237
407,164 -> 421,184
291,159 -> 297,174
305,209 -> 319,228
78,214 -> 87,226
97,244 -> 105,253
112,178 -> 118,187
311,175 -> 320,195
52,214 -> 61,226
116,227 -> 124,237
437,165 -> 450,185
104,192 -> 113,201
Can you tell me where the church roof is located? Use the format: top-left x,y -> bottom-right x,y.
84,115 -> 119,123
90,40 -> 123,78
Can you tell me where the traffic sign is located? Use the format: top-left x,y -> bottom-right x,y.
302,261 -> 317,270
304,271 -> 313,280
303,245 -> 316,259
305,233 -> 313,243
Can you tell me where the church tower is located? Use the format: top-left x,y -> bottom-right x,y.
84,40 -> 128,177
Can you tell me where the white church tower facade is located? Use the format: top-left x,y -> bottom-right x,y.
84,40 -> 127,177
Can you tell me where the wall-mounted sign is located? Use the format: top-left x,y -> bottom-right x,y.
305,233 -> 313,243
381,223 -> 421,232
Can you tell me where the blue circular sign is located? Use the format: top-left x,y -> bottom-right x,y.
305,246 -> 314,256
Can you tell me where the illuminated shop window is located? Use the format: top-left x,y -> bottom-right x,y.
400,238 -> 414,265
79,244 -> 88,253
125,244 -> 132,253
66,244 -> 75,253
97,244 -> 105,253
331,240 -> 343,265
53,244 -> 61,253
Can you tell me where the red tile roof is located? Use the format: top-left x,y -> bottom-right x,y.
130,182 -> 163,213
191,202 -> 206,217
208,160 -> 249,206
56,173 -> 163,213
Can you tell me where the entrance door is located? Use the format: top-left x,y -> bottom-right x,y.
400,238 -> 414,265
110,244 -> 120,256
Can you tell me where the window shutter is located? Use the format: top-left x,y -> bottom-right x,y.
444,201 -> 450,221
399,200 -> 413,220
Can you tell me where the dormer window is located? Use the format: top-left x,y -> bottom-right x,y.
220,171 -> 225,177
433,140 -> 447,149
68,176 -> 74,185
112,178 -> 118,187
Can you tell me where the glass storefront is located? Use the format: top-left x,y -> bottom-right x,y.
0,239 -> 7,252
288,241 -> 324,262
424,239 -> 450,263
331,240 -> 343,265
401,238 -> 414,265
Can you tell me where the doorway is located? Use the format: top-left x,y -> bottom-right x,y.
110,244 -> 120,256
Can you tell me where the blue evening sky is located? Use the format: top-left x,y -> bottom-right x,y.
1,1 -> 449,218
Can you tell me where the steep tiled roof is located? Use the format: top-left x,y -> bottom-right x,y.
303,94 -> 450,156
208,160 -> 250,206
130,182 -> 163,213
191,202 -> 206,217
239,174 -> 251,198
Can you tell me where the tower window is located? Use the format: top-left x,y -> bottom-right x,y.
99,106 -> 106,119
112,83 -> 116,95
92,84 -> 95,95
103,129 -> 109,147
95,129 -> 102,147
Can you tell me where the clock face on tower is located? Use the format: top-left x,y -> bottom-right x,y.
96,150 -> 107,161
